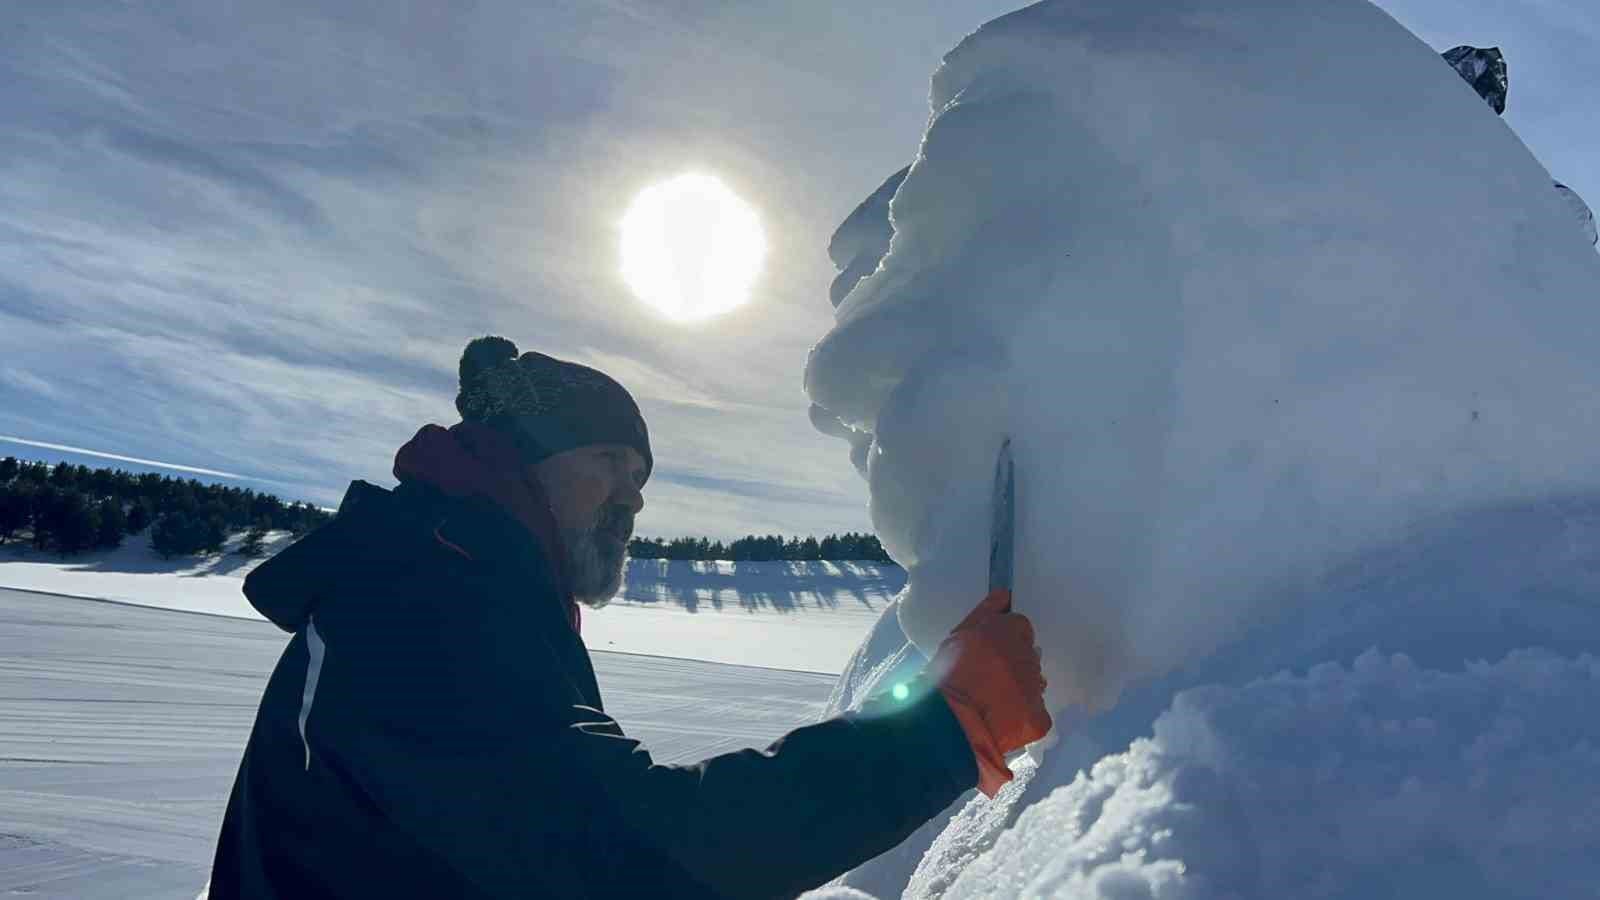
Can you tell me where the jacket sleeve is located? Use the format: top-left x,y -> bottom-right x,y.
307,559 -> 977,899
564,676 -> 978,899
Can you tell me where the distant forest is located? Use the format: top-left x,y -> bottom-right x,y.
627,533 -> 896,564
0,456 -> 897,565
0,457 -> 330,559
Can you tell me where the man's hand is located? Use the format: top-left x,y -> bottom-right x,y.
933,588 -> 1052,797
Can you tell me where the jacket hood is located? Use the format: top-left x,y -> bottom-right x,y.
246,422 -> 585,634
242,480 -> 421,632
243,478 -> 553,632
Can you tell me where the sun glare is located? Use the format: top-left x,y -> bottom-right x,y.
620,173 -> 766,322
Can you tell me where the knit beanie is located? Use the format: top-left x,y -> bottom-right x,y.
454,336 -> 653,478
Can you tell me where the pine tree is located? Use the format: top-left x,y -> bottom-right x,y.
95,498 -> 127,550
0,456 -> 18,484
126,499 -> 153,535
287,501 -> 328,534
0,484 -> 30,543
238,517 -> 271,557
861,534 -> 891,563
200,511 -> 227,554
88,467 -> 118,498
149,511 -> 224,558
47,461 -> 76,489
30,486 -> 61,551
17,461 -> 49,484
150,512 -> 189,558
626,537 -> 665,559
51,492 -> 100,555
665,536 -> 701,560
251,492 -> 284,524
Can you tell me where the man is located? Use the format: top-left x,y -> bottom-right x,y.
208,336 -> 1050,899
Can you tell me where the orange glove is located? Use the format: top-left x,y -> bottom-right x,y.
934,588 -> 1052,797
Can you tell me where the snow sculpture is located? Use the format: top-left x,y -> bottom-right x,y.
804,0 -> 1600,895
805,0 -> 1600,720
828,167 -> 910,310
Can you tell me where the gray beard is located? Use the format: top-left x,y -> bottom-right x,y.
562,525 -> 626,608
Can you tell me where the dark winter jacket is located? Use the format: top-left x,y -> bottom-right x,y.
208,478 -> 978,899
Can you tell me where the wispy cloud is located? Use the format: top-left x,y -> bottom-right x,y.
0,368 -> 62,401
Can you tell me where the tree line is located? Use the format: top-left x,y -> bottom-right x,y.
0,457 -> 330,558
626,532 -> 896,564
0,456 -> 898,565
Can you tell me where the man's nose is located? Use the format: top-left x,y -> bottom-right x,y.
616,480 -> 645,516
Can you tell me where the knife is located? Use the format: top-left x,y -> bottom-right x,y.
990,437 -> 1050,760
988,438 -> 1015,597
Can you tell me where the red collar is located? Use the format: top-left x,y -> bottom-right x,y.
392,421 -> 580,634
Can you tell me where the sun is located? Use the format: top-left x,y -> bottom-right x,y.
620,173 -> 766,322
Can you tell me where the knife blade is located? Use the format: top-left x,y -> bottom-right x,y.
988,438 -> 1015,595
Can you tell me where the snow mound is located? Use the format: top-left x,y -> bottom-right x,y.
826,493 -> 1600,897
803,0 -> 1600,723
941,648 -> 1600,899
799,888 -> 881,900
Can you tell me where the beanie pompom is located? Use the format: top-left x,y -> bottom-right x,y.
457,335 -> 519,417
460,336 -> 519,384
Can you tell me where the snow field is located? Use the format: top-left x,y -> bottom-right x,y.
1,540 -> 900,673
0,587 -> 837,899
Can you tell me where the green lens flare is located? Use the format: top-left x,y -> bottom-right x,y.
892,683 -> 910,702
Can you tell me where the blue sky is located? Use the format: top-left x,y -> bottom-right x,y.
2,1 -> 1595,539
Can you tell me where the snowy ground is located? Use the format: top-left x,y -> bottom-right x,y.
0,533 -> 899,673
0,586 -> 838,899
